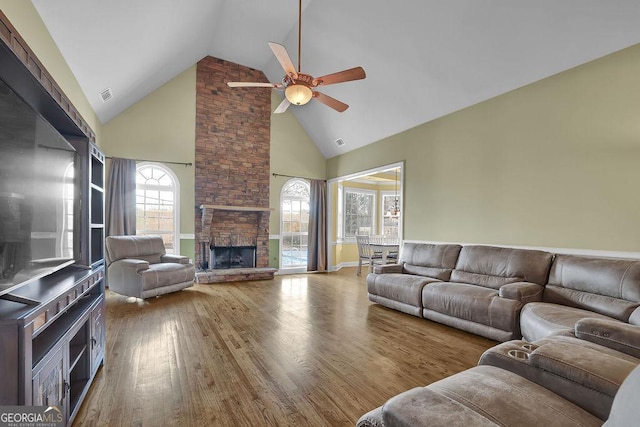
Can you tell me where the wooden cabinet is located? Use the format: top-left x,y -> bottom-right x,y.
32,345 -> 65,408
0,266 -> 105,426
90,298 -> 105,374
70,140 -> 105,268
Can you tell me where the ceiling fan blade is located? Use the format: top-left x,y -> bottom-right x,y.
268,42 -> 298,78
313,66 -> 366,86
273,98 -> 291,114
227,82 -> 280,88
313,91 -> 349,113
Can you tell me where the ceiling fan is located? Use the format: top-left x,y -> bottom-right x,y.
227,0 -> 366,114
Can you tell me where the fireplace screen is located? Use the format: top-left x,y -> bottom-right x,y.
210,245 -> 256,269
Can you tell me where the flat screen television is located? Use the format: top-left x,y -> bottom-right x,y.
0,77 -> 79,298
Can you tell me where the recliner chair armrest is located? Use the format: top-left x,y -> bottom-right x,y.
372,263 -> 403,274
498,282 -> 544,304
111,258 -> 150,273
575,318 -> 640,358
161,254 -> 190,264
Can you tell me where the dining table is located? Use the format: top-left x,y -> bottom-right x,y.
369,237 -> 400,263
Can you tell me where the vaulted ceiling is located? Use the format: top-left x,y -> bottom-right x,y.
33,0 -> 640,158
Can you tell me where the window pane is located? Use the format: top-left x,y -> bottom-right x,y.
343,190 -> 375,237
281,179 -> 310,268
136,165 -> 177,254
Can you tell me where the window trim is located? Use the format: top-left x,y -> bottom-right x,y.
135,162 -> 180,254
280,178 -> 310,271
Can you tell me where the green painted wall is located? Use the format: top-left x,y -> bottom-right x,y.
269,91 -> 326,268
99,76 -> 326,264
327,44 -> 640,253
0,1 -> 102,142
101,66 -> 197,256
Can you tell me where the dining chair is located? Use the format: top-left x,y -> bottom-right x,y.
356,234 -> 385,276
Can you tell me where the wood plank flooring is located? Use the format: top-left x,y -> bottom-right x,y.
73,268 -> 495,426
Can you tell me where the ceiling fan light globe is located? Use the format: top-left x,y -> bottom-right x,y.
285,84 -> 313,105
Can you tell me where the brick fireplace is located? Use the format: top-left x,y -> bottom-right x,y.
194,56 -> 276,283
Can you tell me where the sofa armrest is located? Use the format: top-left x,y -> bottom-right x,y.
161,254 -> 190,264
498,282 -> 544,304
575,318 -> 640,358
372,263 -> 403,274
111,258 -> 150,272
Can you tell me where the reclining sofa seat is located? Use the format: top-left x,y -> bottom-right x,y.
422,245 -> 553,342
520,254 -> 640,341
356,343 -> 640,427
366,243 -> 463,317
105,235 -> 195,299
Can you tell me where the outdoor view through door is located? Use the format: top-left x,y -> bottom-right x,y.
136,163 -> 179,254
281,179 -> 310,269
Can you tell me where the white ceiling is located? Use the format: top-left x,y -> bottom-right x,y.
33,0 -> 640,158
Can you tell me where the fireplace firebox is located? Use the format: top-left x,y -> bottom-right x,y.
210,245 -> 257,269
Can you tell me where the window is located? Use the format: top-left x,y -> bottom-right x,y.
281,179 -> 310,269
135,163 -> 179,254
343,189 -> 376,237
61,162 -> 74,256
380,192 -> 400,237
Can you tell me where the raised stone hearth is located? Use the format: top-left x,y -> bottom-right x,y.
196,267 -> 277,284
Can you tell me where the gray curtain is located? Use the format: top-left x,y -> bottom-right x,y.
105,158 -> 137,238
307,179 -> 327,272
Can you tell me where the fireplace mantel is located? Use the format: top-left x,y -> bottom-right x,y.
199,204 -> 273,244
200,204 -> 273,212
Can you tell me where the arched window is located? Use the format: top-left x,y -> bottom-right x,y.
280,179 -> 310,269
61,162 -> 75,256
135,163 -> 180,254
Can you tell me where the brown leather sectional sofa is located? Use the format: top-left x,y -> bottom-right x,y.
367,243 -> 640,342
357,331 -> 640,426
359,243 -> 640,426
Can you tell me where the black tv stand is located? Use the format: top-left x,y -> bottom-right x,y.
0,265 -> 105,424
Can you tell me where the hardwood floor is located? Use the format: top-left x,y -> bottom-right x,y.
73,268 -> 495,426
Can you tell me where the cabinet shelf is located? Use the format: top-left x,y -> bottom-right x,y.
32,295 -> 95,368
69,344 -> 87,372
69,378 -> 89,415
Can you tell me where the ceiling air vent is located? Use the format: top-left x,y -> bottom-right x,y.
335,138 -> 345,147
99,88 -> 113,103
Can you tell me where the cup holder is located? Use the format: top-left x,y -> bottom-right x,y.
522,344 -> 537,351
508,350 -> 530,360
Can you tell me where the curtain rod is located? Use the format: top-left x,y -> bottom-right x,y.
106,156 -> 192,167
272,173 -> 326,182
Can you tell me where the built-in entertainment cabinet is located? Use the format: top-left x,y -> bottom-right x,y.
0,10 -> 105,426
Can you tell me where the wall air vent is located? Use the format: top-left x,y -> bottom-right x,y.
99,88 -> 113,103
335,138 -> 345,147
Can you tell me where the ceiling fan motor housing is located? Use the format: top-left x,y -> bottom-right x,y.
284,73 -> 316,88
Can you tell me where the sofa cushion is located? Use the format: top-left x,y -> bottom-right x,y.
549,254 -> 640,301
367,273 -> 438,307
520,302 -> 615,342
422,282 -> 521,332
450,245 -> 553,289
106,235 -> 166,264
399,243 -> 462,280
543,286 -> 639,322
140,262 -> 195,290
544,254 -> 640,322
379,365 -> 601,427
